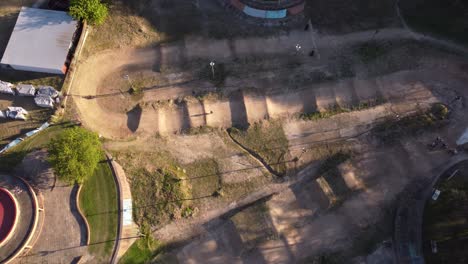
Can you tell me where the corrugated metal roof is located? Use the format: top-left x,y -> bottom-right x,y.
0,7 -> 77,73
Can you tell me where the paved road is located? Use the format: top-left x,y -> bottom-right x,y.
393,154 -> 468,264
17,151 -> 89,264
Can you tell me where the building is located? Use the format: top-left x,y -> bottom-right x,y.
226,0 -> 305,19
0,7 -> 77,74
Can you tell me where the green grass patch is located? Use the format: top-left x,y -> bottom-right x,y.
372,103 -> 449,143
79,156 -> 118,262
400,0 -> 468,46
298,101 -> 384,121
119,236 -> 163,264
130,167 -> 188,227
228,120 -> 289,176
0,122 -> 74,171
184,158 -> 221,199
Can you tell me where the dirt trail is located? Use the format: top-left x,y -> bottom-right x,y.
72,28 -> 423,139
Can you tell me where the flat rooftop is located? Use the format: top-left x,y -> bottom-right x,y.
0,7 -> 77,73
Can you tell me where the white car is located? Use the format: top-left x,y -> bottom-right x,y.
432,189 -> 441,201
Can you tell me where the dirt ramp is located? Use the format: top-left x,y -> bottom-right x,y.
137,107 -> 160,134
334,80 -> 357,108
204,100 -> 233,128
243,92 -> 269,124
157,103 -> 190,134
266,92 -> 305,118
353,78 -> 380,103
315,84 -> 338,111
186,99 -> 208,128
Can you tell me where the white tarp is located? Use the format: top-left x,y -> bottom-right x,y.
17,84 -> 36,96
0,138 -> 23,154
457,128 -> 468,146
34,95 -> 54,108
6,106 -> 28,120
0,110 -> 5,119
37,86 -> 59,98
0,81 -> 15,95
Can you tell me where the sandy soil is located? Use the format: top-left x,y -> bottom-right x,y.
71,28 -> 421,139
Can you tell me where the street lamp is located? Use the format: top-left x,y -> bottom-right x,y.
295,44 -> 302,53
209,61 -> 215,79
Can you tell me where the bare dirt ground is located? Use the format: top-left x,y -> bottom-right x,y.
72,27 -> 430,139
68,0 -> 468,262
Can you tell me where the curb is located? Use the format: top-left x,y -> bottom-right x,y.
76,184 -> 91,245
106,152 -> 123,264
3,176 -> 41,264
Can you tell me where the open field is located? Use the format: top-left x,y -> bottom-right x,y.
79,156 -> 118,262
423,161 -> 468,264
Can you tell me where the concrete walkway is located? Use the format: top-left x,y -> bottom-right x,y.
17,151 -> 89,264
107,154 -> 139,263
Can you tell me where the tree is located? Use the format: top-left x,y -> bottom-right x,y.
69,0 -> 108,25
48,127 -> 102,184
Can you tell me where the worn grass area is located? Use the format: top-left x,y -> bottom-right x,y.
400,0 -> 468,45
82,1 -> 160,57
79,156 -> 118,262
119,236 -> 163,264
0,122 -> 73,171
229,120 -> 290,176
372,103 -> 449,143
184,158 -> 221,199
423,164 -> 468,264
231,201 -> 276,250
114,151 -> 190,228
298,101 -> 385,121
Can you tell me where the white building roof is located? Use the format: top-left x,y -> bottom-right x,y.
0,7 -> 77,73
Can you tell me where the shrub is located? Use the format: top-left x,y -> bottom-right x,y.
69,0 -> 108,25
48,127 -> 102,184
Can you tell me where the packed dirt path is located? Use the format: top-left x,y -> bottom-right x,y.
72,28 -> 419,138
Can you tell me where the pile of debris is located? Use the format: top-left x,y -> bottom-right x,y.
0,81 -> 15,95
0,80 -> 60,109
0,107 -> 29,120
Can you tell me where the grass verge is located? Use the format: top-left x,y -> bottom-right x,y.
228,120 -> 289,176
0,122 -> 74,171
79,155 -> 118,262
372,103 -> 448,143
119,235 -> 163,264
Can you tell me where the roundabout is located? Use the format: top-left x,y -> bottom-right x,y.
0,175 -> 40,264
